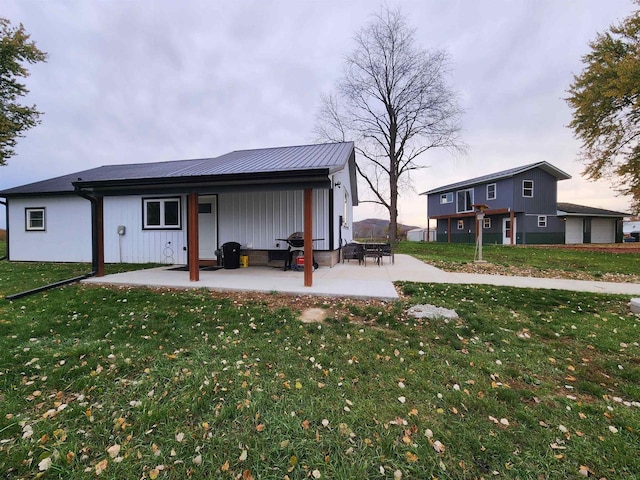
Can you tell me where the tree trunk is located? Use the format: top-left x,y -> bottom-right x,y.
389,167 -> 399,242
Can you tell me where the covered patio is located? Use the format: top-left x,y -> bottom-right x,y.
81,254 -> 444,301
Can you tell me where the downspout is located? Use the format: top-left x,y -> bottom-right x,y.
0,199 -> 7,261
4,190 -> 99,301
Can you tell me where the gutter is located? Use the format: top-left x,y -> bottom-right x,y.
0,199 -> 6,261
3,190 -> 99,301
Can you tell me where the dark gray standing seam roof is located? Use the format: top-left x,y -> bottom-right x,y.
0,142 -> 355,196
557,202 -> 628,217
420,161 -> 572,196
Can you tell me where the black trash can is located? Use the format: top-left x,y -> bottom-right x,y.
221,242 -> 241,269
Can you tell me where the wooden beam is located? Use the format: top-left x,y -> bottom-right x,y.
96,196 -> 105,277
304,188 -> 313,287
509,210 -> 515,245
447,217 -> 451,243
188,193 -> 199,281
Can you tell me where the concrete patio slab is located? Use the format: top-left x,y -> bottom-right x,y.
82,254 -> 640,300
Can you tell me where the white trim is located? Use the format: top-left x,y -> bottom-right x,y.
456,188 -> 474,213
486,183 -> 496,200
522,180 -> 534,198
142,197 -> 182,230
537,215 -> 547,228
483,217 -> 491,229
25,207 -> 46,231
440,192 -> 453,204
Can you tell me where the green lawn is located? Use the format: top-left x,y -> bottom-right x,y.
397,241 -> 640,277
1,257 -> 639,479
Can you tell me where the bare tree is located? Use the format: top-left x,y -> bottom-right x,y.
315,7 -> 464,241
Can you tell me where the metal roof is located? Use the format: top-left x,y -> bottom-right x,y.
557,202 -> 628,217
420,161 -> 571,196
0,142 -> 355,196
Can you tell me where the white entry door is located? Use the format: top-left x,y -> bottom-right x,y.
198,196 -> 218,259
502,217 -> 516,245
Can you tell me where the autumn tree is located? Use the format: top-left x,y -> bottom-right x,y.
567,7 -> 640,213
315,7 -> 464,241
0,17 -> 47,165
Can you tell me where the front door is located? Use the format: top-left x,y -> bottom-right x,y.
198,196 -> 218,260
502,217 -> 516,245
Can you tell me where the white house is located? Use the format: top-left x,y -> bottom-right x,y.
0,142 -> 359,281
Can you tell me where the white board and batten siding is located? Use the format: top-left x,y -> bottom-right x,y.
103,196 -> 188,265
218,190 -> 330,250
7,196 -> 92,262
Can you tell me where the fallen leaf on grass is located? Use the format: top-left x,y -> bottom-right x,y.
239,450 -> 248,462
38,456 -> 52,471
107,444 -> 120,458
406,452 -> 419,463
433,441 -> 445,453
192,454 -> 202,466
95,459 -> 108,475
221,460 -> 230,471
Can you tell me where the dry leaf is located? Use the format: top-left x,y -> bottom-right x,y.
107,444 -> 120,458
406,452 -> 419,462
38,457 -> 52,471
256,423 -> 265,432
221,460 -> 230,472
312,469 -> 322,478
192,454 -> 202,466
239,450 -> 248,462
433,440 -> 445,453
149,468 -> 160,479
95,459 -> 108,475
175,432 -> 185,442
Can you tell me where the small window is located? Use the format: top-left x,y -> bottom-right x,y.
25,208 -> 46,231
483,218 -> 491,229
538,215 -> 547,228
143,197 -> 182,230
198,203 -> 212,214
487,183 -> 496,200
456,188 -> 474,213
457,219 -> 464,230
523,180 -> 534,198
440,192 -> 453,204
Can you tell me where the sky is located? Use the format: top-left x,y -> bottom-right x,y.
1,0 -> 637,229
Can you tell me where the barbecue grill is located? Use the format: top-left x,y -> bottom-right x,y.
277,232 -> 320,271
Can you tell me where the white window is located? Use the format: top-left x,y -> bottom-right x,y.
523,180 -> 534,198
538,215 -> 547,228
456,188 -> 474,213
487,183 -> 496,200
483,218 -> 491,229
25,207 -> 46,231
143,197 -> 181,229
440,192 -> 453,204
457,219 -> 464,230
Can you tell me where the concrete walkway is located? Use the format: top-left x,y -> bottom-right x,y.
82,254 -> 640,301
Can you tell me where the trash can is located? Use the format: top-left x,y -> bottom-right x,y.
221,242 -> 241,269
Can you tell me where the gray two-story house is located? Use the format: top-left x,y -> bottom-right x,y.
422,162 -> 572,245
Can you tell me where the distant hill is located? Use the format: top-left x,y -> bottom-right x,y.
353,218 -> 420,240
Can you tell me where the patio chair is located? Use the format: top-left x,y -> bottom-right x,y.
342,242 -> 364,264
381,242 -> 395,265
363,243 -> 383,266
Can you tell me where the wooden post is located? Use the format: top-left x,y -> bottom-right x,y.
188,192 -> 199,282
304,188 -> 313,287
509,211 -> 515,245
96,196 -> 105,277
447,217 -> 451,243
